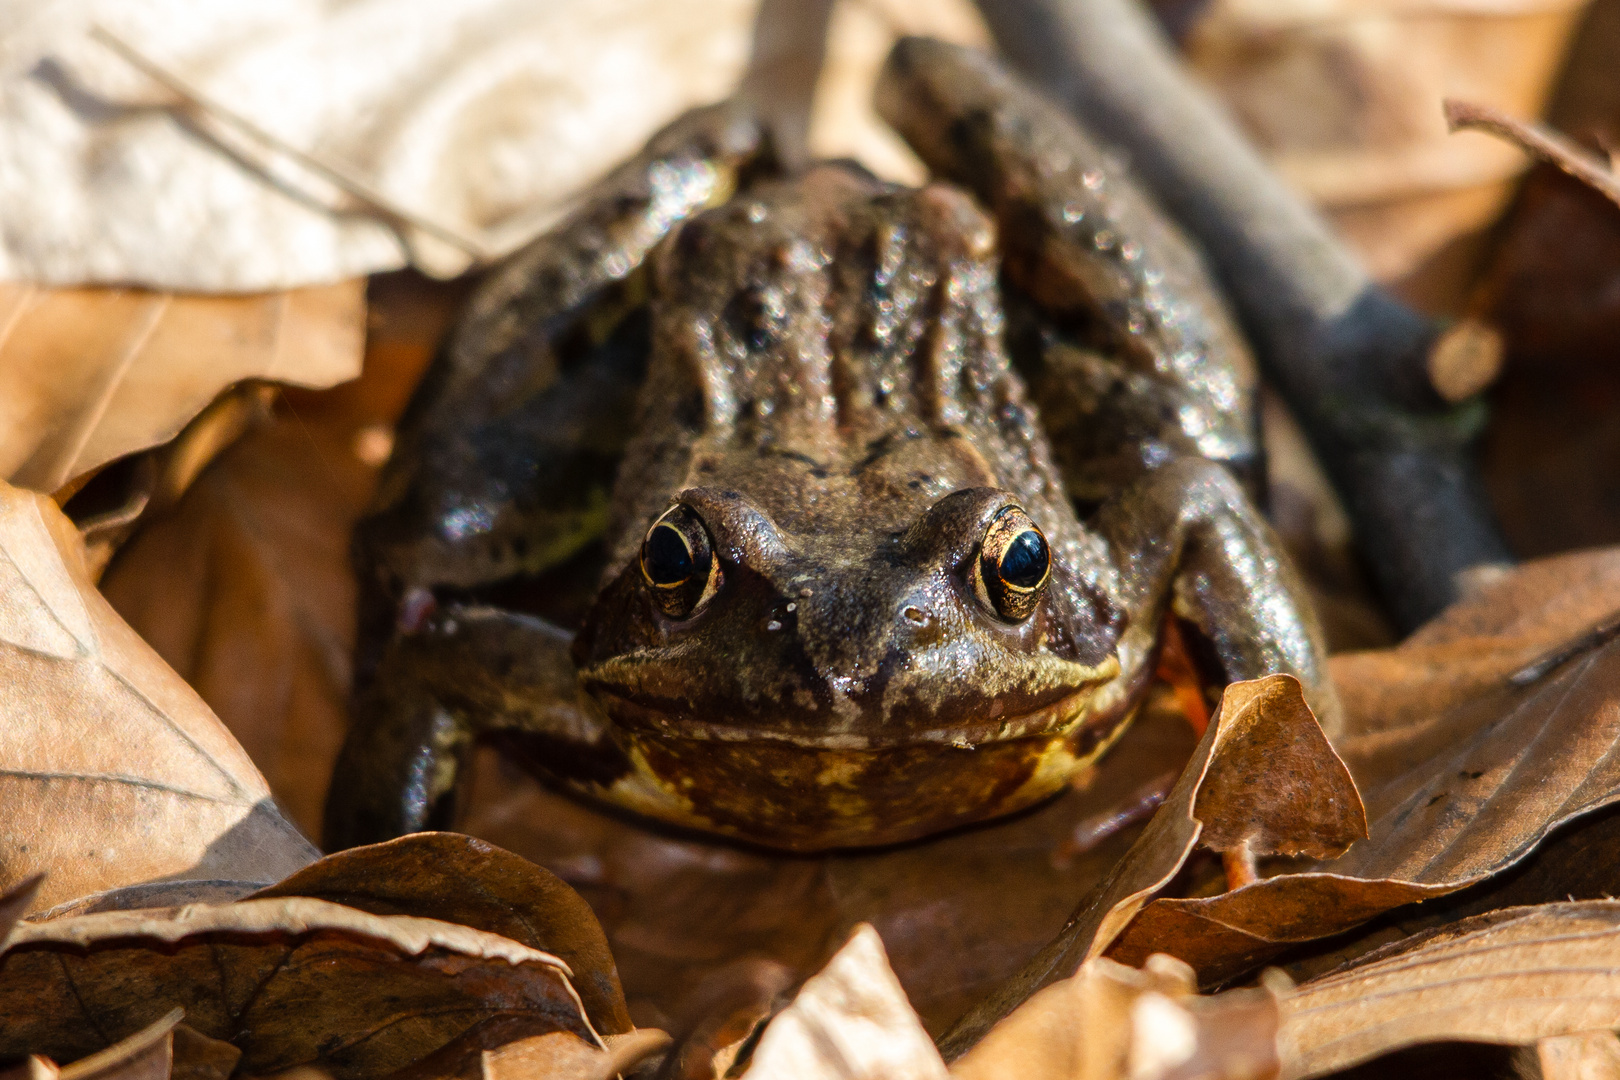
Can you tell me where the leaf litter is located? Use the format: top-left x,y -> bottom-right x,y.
14,9 -> 1620,1077
68,260 -> 1620,1078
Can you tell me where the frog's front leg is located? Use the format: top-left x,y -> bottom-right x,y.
326,608 -> 595,848
325,102 -> 769,852
1096,458 -> 1341,733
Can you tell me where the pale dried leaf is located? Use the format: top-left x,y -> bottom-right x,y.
951,955 -> 1278,1080
481,1029 -> 670,1080
0,481 -> 316,913
1538,1030 -> 1620,1080
0,895 -> 596,1079
743,924 -> 948,1080
0,1059 -> 58,1080
1279,901 -> 1620,1078
0,280 -> 363,492
1,0 -> 757,286
1,0 -> 986,289
1182,0 -> 1583,281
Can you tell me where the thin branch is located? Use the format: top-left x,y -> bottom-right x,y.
972,0 -> 1514,632
1445,98 -> 1620,211
89,25 -> 492,263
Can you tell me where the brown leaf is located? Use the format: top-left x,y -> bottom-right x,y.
0,895 -> 596,1079
1191,677 -> 1363,861
0,281 -> 364,493
950,955 -> 1279,1080
741,924 -> 948,1080
0,877 -> 42,943
1279,901 -> 1620,1078
56,1008 -> 182,1080
1109,551 -> 1620,984
0,481 -> 316,913
168,1026 -> 240,1080
942,675 -> 1354,1056
251,832 -> 633,1036
100,273 -> 459,837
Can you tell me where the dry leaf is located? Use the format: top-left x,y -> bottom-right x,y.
1,0 -> 755,287
942,676 -> 1356,1055
481,1029 -> 670,1080
1279,901 -> 1620,1078
0,280 -> 364,492
251,832 -> 633,1037
53,1008 -> 182,1080
1538,1030 -> 1620,1080
168,1025 -> 240,1080
0,895 -> 596,1079
0,0 -> 982,289
742,924 -> 948,1080
950,955 -> 1279,1080
0,876 -> 41,943
0,481 -> 316,913
1179,0 -> 1584,284
99,273 -> 446,836
1109,550 -> 1620,984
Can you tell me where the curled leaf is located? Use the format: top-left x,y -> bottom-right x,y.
1110,551 -> 1620,983
0,896 -> 596,1080
1280,901 -> 1620,1078
481,1030 -> 670,1080
942,675 -> 1354,1056
252,832 -> 632,1036
56,1008 -> 182,1080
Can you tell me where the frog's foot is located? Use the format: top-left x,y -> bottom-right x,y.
323,605 -> 598,851
1097,456 -> 1342,734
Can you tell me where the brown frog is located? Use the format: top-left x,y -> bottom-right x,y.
324,38 -> 1338,854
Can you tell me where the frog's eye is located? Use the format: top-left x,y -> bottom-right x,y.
974,506 -> 1051,622
640,505 -> 720,619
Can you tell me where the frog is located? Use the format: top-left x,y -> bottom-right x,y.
323,36 -> 1339,854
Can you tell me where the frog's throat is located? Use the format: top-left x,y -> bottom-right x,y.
580,653 -> 1121,751
576,690 -> 1142,851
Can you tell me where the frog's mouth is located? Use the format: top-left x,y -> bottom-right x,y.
582,650 -> 1122,751
539,656 -> 1136,852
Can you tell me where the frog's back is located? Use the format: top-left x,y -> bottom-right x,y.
606,164 -> 1094,581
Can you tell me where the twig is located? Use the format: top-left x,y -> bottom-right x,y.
88,25 -> 492,264
971,0 -> 1514,631
1445,98 -> 1620,211
736,0 -> 836,172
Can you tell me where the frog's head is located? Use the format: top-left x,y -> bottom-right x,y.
571,480 -> 1128,850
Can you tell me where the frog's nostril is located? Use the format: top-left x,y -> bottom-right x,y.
902,606 -> 929,625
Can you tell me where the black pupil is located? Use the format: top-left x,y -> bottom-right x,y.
644,525 -> 693,585
999,529 -> 1048,588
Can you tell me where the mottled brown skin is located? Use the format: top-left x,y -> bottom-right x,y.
324,38 -> 1338,854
